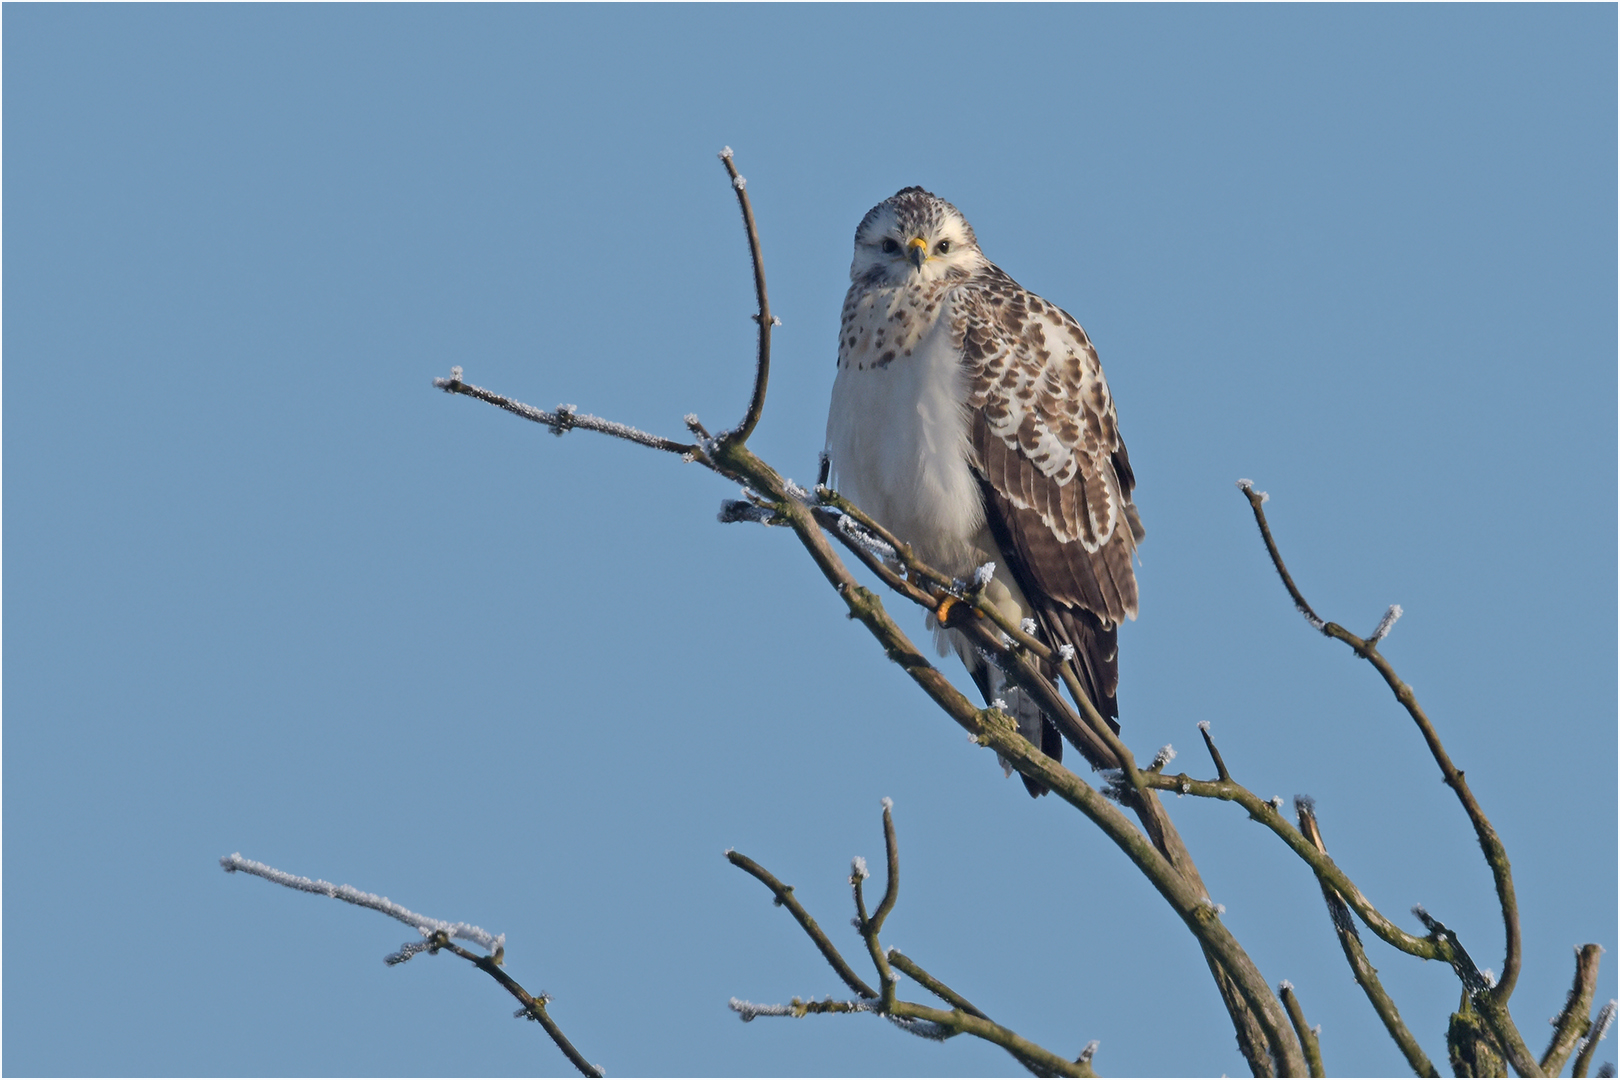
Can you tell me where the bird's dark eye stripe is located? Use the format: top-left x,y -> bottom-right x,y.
880,237 -> 900,254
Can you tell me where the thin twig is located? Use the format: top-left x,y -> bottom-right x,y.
716,147 -> 772,444
1542,946 -> 1605,1075
436,935 -> 602,1078
724,849 -> 878,1000
1237,484 -> 1524,1009
221,855 -> 598,1077
1573,999 -> 1615,1078
1277,982 -> 1324,1078
1295,799 -> 1439,1078
434,371 -> 697,456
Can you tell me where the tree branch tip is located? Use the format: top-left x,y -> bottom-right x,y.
881,796 -> 894,812
1279,979 -> 1294,991
1368,604 -> 1404,644
1078,1039 -> 1100,1064
1196,719 -> 1210,733
718,146 -> 733,160
850,856 -> 870,881
1148,744 -> 1177,771
1236,478 -> 1270,503
971,561 -> 996,588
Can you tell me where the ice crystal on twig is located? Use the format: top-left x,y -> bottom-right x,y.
1580,1001 -> 1617,1058
733,174 -> 747,190
836,514 -> 897,560
1150,745 -> 1177,770
384,938 -> 437,965
220,853 -> 504,954
972,562 -> 996,588
886,1015 -> 951,1041
881,796 -> 893,811
1020,617 -> 1037,635
770,315 -> 783,327
718,146 -> 734,161
1079,1040 -> 1100,1064
1270,796 -> 1285,812
449,365 -> 463,381
1368,604 -> 1403,644
729,998 -> 792,1021
1098,769 -> 1128,803
991,698 -> 1009,712
1236,478 -> 1270,503
851,856 -> 870,881
1057,643 -> 1075,662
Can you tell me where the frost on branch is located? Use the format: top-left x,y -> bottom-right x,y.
1149,745 -> 1177,770
1368,604 -> 1403,644
836,514 -> 897,561
718,499 -> 776,525
971,562 -> 996,588
220,853 -> 504,956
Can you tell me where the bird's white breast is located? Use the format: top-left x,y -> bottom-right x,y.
825,286 -> 989,578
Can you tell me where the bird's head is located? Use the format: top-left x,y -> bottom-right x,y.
850,187 -> 983,287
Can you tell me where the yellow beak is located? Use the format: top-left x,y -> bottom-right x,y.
906,236 -> 928,269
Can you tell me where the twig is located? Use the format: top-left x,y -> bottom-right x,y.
1237,484 -> 1524,1009
436,935 -> 602,1079
220,854 -> 599,1077
434,370 -> 696,456
731,806 -> 1096,1078
220,853 -> 504,953
1295,800 -> 1439,1078
724,849 -> 877,1000
716,147 -> 773,444
1542,946 -> 1605,1075
1573,999 -> 1615,1078
1277,981 -> 1324,1078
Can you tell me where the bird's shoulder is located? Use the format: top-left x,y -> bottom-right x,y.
944,264 -> 1120,473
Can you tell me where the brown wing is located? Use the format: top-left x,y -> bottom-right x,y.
953,264 -> 1143,738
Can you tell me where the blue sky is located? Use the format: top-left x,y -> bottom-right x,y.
5,5 -> 1614,1077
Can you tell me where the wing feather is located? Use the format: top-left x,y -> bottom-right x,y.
953,264 -> 1142,728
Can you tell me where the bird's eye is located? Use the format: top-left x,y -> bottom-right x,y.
935,240 -> 952,255
880,237 -> 900,254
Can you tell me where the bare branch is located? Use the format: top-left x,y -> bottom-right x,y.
1574,999 -> 1615,1078
1197,720 -> 1231,782
221,854 -> 598,1077
1295,800 -> 1439,1078
715,147 -> 773,444
220,853 -> 504,955
436,934 -> 602,1079
1543,946 -> 1605,1075
1237,483 -> 1523,1005
1277,981 -> 1324,1078
434,371 -> 697,456
724,848 -> 878,1000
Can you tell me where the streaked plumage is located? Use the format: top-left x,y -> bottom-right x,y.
825,187 -> 1143,795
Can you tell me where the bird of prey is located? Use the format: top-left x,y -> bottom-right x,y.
824,187 -> 1143,796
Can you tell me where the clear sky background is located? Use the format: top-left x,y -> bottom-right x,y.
5,5 -> 1614,1078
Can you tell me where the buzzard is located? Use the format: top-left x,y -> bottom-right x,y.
824,187 -> 1143,796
